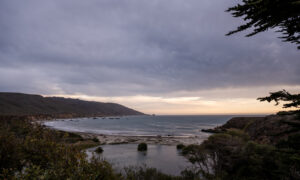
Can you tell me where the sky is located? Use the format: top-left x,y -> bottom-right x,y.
0,0 -> 299,115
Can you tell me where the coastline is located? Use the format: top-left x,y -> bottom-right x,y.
41,122 -> 210,145
76,132 -> 209,145
39,116 -> 211,145
40,116 -> 216,146
35,113 -> 300,147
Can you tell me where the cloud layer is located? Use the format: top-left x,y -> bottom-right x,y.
0,0 -> 299,99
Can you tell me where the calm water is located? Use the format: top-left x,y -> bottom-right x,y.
86,144 -> 191,175
44,115 -> 233,137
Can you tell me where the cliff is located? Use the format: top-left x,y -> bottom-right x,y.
204,114 -> 300,145
0,92 -> 144,118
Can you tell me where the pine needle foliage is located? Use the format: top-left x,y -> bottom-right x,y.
227,0 -> 300,49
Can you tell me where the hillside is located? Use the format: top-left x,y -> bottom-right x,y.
0,92 -> 143,117
203,114 -> 300,145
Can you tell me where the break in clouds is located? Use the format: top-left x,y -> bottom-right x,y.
0,0 -> 299,97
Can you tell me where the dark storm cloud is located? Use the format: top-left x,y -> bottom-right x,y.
0,0 -> 299,96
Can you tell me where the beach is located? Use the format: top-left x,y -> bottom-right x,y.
77,132 -> 209,145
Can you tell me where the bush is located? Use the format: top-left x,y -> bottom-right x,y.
181,130 -> 300,180
0,117 -> 118,179
276,133 -> 300,150
137,143 -> 147,151
176,144 -> 185,150
92,137 -> 100,143
95,147 -> 103,154
124,166 -> 185,180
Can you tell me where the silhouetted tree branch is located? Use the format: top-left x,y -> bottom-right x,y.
258,90 -> 300,109
226,0 -> 300,49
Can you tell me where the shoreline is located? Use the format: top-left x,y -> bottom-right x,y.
40,119 -> 211,145
76,131 -> 209,145
37,115 -> 227,146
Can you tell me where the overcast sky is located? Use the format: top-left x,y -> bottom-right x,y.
0,0 -> 299,114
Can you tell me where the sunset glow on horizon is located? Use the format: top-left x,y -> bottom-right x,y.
45,85 -> 299,115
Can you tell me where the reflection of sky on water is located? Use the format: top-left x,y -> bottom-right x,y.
86,144 -> 191,176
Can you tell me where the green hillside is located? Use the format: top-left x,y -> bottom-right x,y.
0,92 -> 143,117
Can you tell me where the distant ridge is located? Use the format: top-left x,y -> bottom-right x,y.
0,92 -> 144,117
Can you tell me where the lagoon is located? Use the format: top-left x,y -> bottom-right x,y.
86,144 -> 191,176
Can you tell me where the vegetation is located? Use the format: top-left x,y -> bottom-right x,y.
182,129 -> 300,179
137,143 -> 148,151
226,0 -> 300,49
258,90 -> 300,115
225,2 -> 300,176
95,147 -> 104,154
176,144 -> 185,150
124,166 -> 198,180
0,116 -> 118,179
0,92 -> 143,117
92,137 -> 100,143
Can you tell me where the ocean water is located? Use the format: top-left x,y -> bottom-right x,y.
44,115 -> 233,137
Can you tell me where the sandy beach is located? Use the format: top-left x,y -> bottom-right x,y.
77,132 -> 209,145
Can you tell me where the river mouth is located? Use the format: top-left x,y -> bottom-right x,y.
86,144 -> 192,176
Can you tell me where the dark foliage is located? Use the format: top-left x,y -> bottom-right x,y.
92,137 -> 100,143
227,0 -> 300,49
0,116 -> 118,179
124,166 -> 187,180
257,90 -> 300,111
176,144 -> 185,150
276,133 -> 300,150
182,129 -> 300,180
137,143 -> 148,151
95,147 -> 104,154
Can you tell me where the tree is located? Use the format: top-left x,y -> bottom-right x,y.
226,0 -> 300,49
257,90 -> 300,113
181,130 -> 298,179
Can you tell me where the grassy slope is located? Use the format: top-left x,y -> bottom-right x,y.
210,114 -> 300,145
0,92 -> 143,117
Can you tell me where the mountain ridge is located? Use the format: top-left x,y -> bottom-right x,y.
0,92 -> 144,117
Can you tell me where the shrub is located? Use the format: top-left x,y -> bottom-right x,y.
0,117 -> 119,179
176,144 -> 185,150
124,166 -> 184,180
95,147 -> 103,154
137,143 -> 147,151
92,137 -> 100,143
276,133 -> 300,150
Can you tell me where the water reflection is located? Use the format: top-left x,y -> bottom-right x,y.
86,144 -> 191,175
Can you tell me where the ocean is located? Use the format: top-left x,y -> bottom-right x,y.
43,115 -> 233,137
